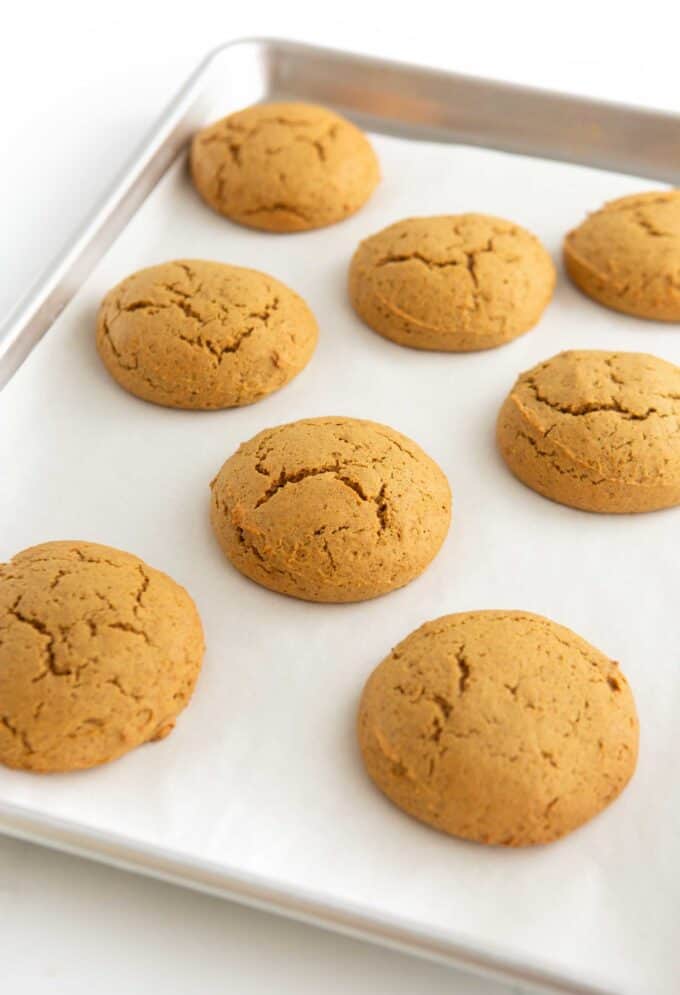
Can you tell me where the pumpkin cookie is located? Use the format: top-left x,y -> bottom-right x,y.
190,102 -> 380,232
497,349 -> 680,513
210,417 -> 451,602
358,610 -> 638,846
96,260 -> 318,409
0,541 -> 205,773
564,190 -> 680,320
349,214 -> 555,351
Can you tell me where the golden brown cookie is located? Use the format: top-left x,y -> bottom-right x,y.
0,541 -> 205,773
348,214 -> 556,351
358,610 -> 638,846
190,102 -> 380,232
210,417 -> 451,603
96,260 -> 318,410
497,350 -> 680,513
564,190 -> 680,320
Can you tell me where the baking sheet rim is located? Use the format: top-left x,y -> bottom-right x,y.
4,37 -> 675,995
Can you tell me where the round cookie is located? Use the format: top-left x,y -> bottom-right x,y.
210,417 -> 451,603
358,610 -> 638,846
190,102 -> 380,232
348,214 -> 556,351
564,190 -> 680,320
96,260 -> 318,410
0,541 -> 205,773
497,349 -> 680,513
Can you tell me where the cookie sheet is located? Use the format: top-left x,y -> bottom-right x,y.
1,129 -> 678,995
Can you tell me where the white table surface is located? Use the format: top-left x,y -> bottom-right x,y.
2,3 -> 678,992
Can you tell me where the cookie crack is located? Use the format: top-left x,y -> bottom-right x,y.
373,431 -> 419,461
373,265 -> 505,332
606,195 -> 671,216
107,288 -> 282,368
376,245 -> 484,272
104,675 -> 143,701
201,116 -> 336,161
177,327 -> 256,362
100,317 -> 138,371
8,601 -> 63,677
174,262 -> 198,284
253,464 -> 390,532
133,565 -> 149,617
375,237 -> 500,288
107,621 -> 151,645
544,797 -> 560,821
456,646 -> 470,694
161,291 -> 204,323
234,524 -> 299,584
100,316 -> 169,393
241,202 -> 311,223
321,539 -> 336,570
527,377 -> 663,421
634,211 -> 672,238
293,125 -> 338,162
1,715 -> 34,754
49,568 -> 69,590
514,430 -> 607,485
70,549 -> 128,569
255,464 -> 343,507
206,115 -> 319,138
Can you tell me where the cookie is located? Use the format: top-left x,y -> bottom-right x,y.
564,190 -> 680,320
348,214 -> 556,351
497,349 -> 680,513
0,541 -> 205,773
210,417 -> 451,603
96,260 -> 318,409
358,610 -> 638,846
190,102 -> 380,232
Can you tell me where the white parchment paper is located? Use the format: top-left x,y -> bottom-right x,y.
1,133 -> 678,995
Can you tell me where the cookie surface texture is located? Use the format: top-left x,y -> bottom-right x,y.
210,417 -> 452,602
0,541 -> 205,772
96,259 -> 318,409
497,349 -> 680,512
190,102 -> 380,232
358,610 -> 638,846
564,190 -> 680,320
349,214 -> 556,350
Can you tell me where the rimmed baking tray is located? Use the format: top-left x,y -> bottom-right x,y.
1,38 -> 679,995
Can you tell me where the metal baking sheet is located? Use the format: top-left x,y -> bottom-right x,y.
1,39 -> 679,995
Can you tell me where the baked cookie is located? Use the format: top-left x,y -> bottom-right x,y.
564,190 -> 680,320
497,349 -> 680,513
210,417 -> 451,602
96,260 -> 318,409
358,610 -> 638,846
348,214 -> 556,351
0,541 -> 205,773
190,102 -> 380,232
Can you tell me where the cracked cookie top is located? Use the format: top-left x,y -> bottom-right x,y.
0,541 -> 205,772
348,214 -> 556,351
96,259 -> 318,409
497,350 -> 680,513
209,417 -> 452,603
564,190 -> 680,320
358,610 -> 638,846
190,102 -> 380,232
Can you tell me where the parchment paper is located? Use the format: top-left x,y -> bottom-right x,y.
1,132 -> 678,995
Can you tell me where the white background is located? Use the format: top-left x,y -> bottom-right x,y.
2,3 -> 678,993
